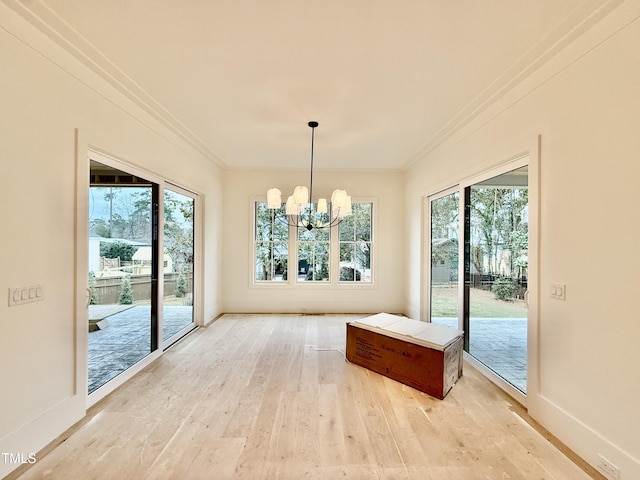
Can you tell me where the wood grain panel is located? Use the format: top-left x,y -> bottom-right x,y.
8,314 -> 601,480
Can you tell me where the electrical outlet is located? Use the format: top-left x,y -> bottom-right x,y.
597,454 -> 620,480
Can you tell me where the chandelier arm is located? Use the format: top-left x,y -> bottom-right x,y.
326,216 -> 344,228
274,213 -> 303,229
305,214 -> 344,230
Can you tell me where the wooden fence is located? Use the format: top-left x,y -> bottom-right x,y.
468,274 -> 527,299
91,272 -> 192,305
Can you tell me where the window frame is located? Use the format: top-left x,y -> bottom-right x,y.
253,200 -> 290,284
296,218 -> 331,284
251,196 -> 376,287
338,201 -> 373,284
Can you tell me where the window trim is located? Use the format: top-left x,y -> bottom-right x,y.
252,198 -> 290,284
295,221 -> 331,284
251,196 -> 377,287
337,201 -> 374,284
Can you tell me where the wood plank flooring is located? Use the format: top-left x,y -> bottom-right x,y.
9,314 -> 599,480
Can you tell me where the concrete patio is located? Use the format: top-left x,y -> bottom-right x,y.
434,317 -> 527,392
88,305 -> 194,393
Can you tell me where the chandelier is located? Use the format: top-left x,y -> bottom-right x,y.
266,121 -> 352,231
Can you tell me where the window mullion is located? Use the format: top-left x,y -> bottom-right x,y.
330,222 -> 339,284
289,222 -> 296,283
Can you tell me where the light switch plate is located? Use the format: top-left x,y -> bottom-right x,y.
551,283 -> 566,300
8,286 -> 44,306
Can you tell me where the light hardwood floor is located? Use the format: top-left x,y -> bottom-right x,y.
10,314 -> 601,479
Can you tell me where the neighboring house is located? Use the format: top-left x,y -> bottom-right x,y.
431,238 -> 458,283
88,231 -> 150,277
131,246 -> 173,275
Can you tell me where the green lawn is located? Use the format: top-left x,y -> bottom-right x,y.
431,289 -> 526,318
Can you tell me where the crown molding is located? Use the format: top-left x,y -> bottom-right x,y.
402,0 -> 626,171
224,166 -> 403,175
1,0 -> 226,168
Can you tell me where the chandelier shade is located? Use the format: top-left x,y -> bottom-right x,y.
266,188 -> 281,209
331,189 -> 352,218
267,122 -> 352,231
291,185 -> 309,205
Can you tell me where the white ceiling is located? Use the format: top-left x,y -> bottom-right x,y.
21,0 -> 610,170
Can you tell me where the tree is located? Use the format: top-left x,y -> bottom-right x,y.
299,222 -> 329,281
89,187 -> 152,242
340,266 -> 361,281
129,189 -> 152,241
100,241 -> 137,262
430,193 -> 459,275
255,202 -> 288,280
430,193 -> 459,240
176,268 -> 187,298
164,191 -> 195,272
119,274 -> 133,305
470,187 -> 528,278
338,203 -> 372,280
492,277 -> 517,301
88,271 -> 99,305
90,218 -> 112,238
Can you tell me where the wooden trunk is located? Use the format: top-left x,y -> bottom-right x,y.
346,313 -> 464,399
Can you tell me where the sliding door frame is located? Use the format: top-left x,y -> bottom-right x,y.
161,182 -> 201,349
84,149 -> 203,407
422,185 -> 463,329
461,155 -> 530,405
421,136 -> 540,407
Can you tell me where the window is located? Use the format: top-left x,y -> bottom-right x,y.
253,200 -> 374,284
297,214 -> 330,282
254,202 -> 288,281
339,202 -> 372,282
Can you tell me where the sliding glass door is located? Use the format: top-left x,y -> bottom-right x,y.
88,160 -> 158,393
162,186 -> 196,344
465,166 -> 528,392
427,162 -> 529,395
428,189 -> 460,328
88,160 -> 199,395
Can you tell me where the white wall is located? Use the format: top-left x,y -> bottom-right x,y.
222,169 -> 405,314
404,3 -> 640,477
3,0 -> 639,478
0,6 -> 223,478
